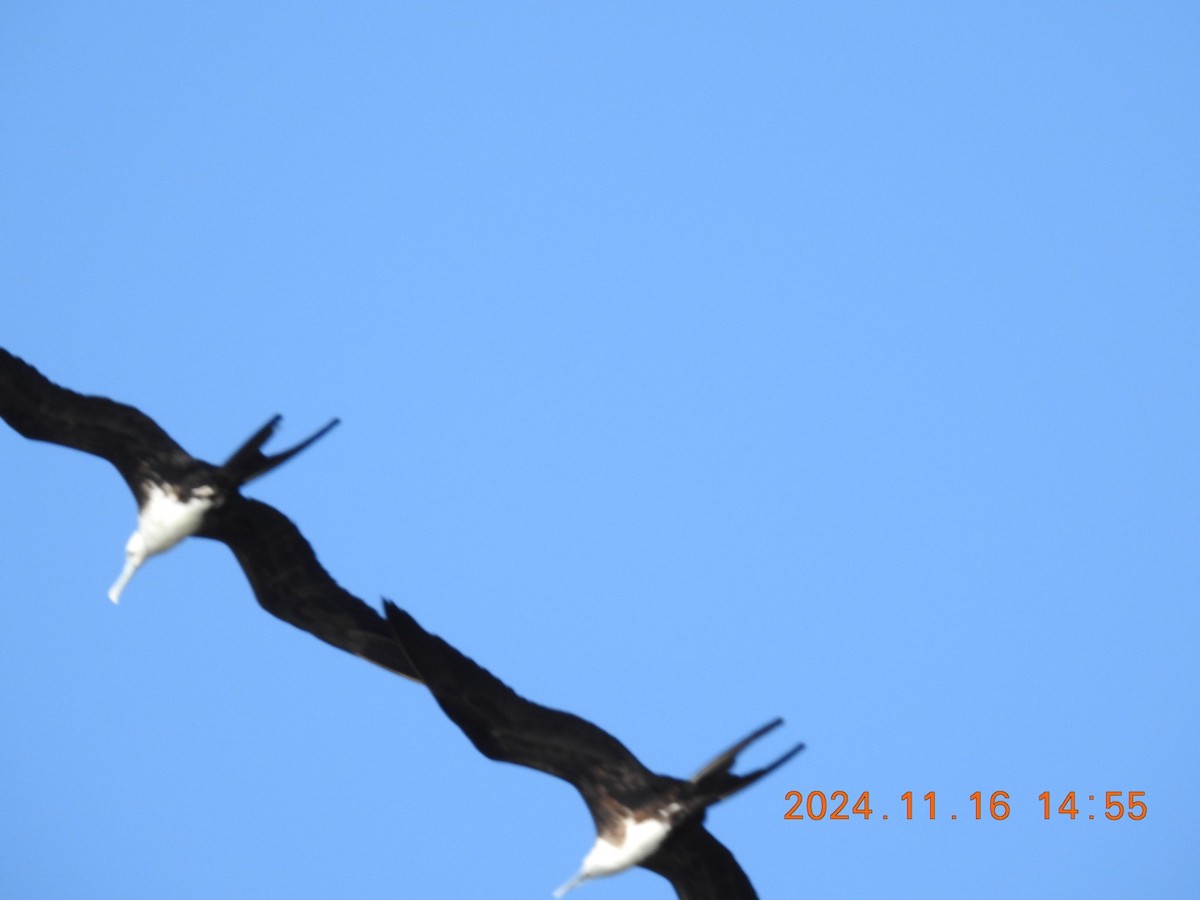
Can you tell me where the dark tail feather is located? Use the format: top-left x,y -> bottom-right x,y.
690,718 -> 784,784
690,718 -> 804,805
707,741 -> 805,803
222,416 -> 340,486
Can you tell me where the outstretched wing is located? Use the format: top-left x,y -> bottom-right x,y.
384,602 -> 656,823
639,822 -> 758,900
0,348 -> 194,496
207,499 -> 419,682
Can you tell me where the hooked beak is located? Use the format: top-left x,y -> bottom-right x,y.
108,556 -> 139,604
553,871 -> 588,898
109,533 -> 146,604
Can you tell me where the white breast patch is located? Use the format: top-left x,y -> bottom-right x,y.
137,483 -> 214,556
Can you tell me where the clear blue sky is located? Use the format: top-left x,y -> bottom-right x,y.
1,4 -> 1196,898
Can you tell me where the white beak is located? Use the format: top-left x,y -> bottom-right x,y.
553,871 -> 587,898
109,532 -> 147,604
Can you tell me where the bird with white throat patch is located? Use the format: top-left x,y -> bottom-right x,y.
0,347 -> 421,681
384,602 -> 804,899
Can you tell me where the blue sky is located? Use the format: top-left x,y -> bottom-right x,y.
1,3 -> 1197,898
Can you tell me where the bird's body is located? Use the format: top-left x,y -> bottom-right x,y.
384,602 -> 803,899
0,347 -> 419,680
110,481 -> 216,601
559,815 -> 672,896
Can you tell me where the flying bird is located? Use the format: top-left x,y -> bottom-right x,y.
384,602 -> 803,899
0,347 -> 418,680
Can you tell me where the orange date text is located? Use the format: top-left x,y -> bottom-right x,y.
784,790 -> 1147,822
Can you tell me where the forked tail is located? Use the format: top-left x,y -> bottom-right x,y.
689,718 -> 805,805
222,416 -> 340,486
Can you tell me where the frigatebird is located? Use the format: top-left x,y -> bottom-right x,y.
384,602 -> 803,899
0,347 -> 417,680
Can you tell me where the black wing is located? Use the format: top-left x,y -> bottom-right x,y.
0,348 -> 194,496
640,822 -> 758,900
383,602 -> 656,820
208,500 -> 419,681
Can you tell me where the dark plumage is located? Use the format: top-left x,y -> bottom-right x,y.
384,602 -> 803,899
0,347 -> 417,680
